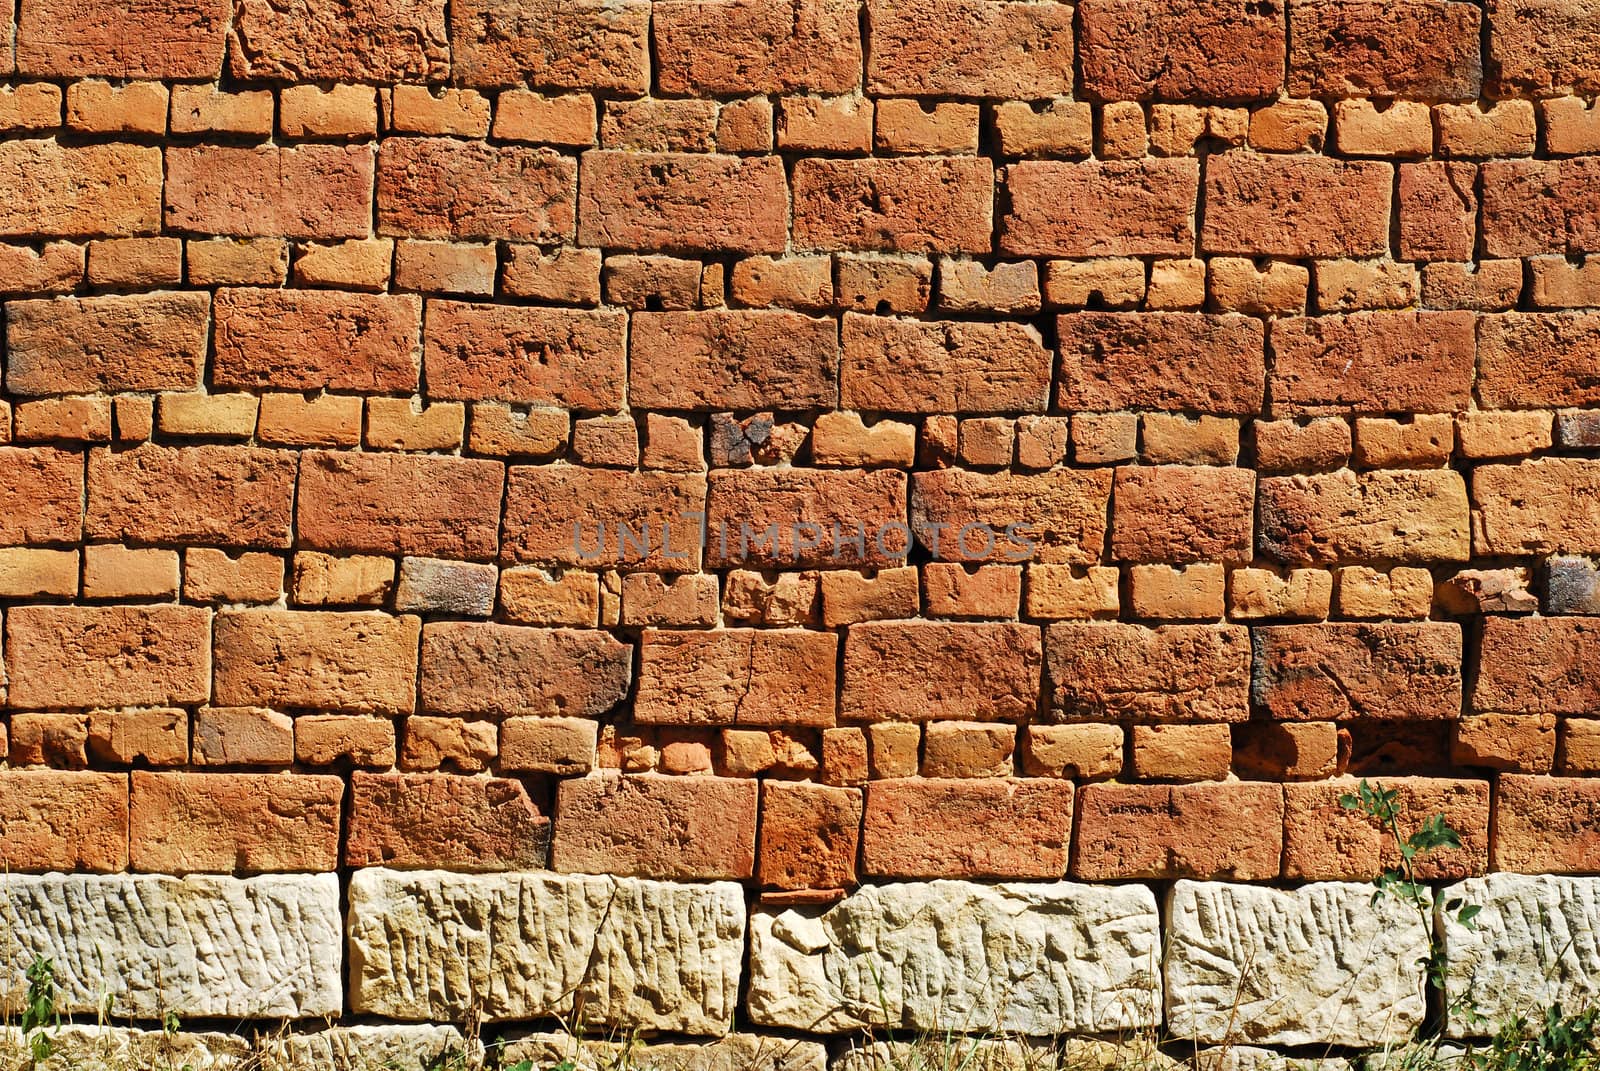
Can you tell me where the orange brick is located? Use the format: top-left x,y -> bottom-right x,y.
130,772 -> 342,873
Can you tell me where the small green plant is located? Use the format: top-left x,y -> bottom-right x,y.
1465,1002 -> 1600,1071
20,955 -> 58,1063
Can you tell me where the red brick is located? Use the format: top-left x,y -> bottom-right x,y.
1080,0 -> 1284,101
631,310 -> 838,410
423,301 -> 623,409
841,315 -> 1050,414
378,139 -> 575,243
1046,622 -> 1252,722
0,770 -> 127,873
297,450 -> 503,561
129,772 -> 341,874
503,467 -> 707,569
165,145 -> 371,241
451,0 -> 649,92
1073,782 -> 1283,880
552,772 -> 757,879
420,622 -> 632,718
1479,313 -> 1600,409
578,151 -> 787,254
1475,616 -> 1600,716
0,447 -> 85,546
1289,0 -> 1482,99
758,781 -> 862,890
1268,312 -> 1476,416
213,609 -> 420,714
1283,777 -> 1489,881
655,0 -> 860,94
1203,153 -> 1391,257
865,0 -> 1074,98
792,157 -> 993,254
0,142 -> 160,238
1112,466 -> 1255,565
636,628 -> 837,727
6,605 -> 209,710
346,771 -> 549,871
1259,469 -> 1470,565
862,777 -> 1072,880
1474,459 -> 1600,557
228,0 -> 447,81
6,293 -> 207,395
1253,622 -> 1464,722
912,468 -> 1112,566
17,0 -> 226,78
1399,162 -> 1478,262
1003,160 -> 1198,258
1482,158 -> 1600,257
1494,774 -> 1600,873
842,621 -> 1041,723
87,445 -> 296,550
1055,313 -> 1265,414
213,288 -> 420,392
706,468 -> 906,569
1486,0 -> 1600,97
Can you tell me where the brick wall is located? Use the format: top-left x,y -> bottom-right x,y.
2,0 -> 1600,1062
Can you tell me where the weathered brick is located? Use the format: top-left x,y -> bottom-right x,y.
1268,312 -> 1477,416
1003,160 -> 1198,258
1397,161 -> 1478,262
552,772 -> 757,879
376,139 -> 574,245
1486,0 -> 1600,98
1289,0 -> 1482,99
297,450 -> 503,561
631,311 -> 838,411
655,0 -> 860,94
579,151 -> 786,254
1112,466 -> 1255,564
17,0 -> 226,78
1493,775 -> 1600,873
87,445 -> 296,550
1079,0 -> 1284,102
1047,622 -> 1252,722
6,605 -> 210,710
1479,313 -> 1600,409
1260,469 -> 1470,565
793,157 -> 993,254
0,770 -> 127,873
636,628 -> 835,728
420,622 -> 631,719
451,0 -> 650,92
842,621 -> 1042,723
1283,777 -> 1489,881
702,471 -> 895,570
758,781 -> 862,890
863,778 -> 1072,880
1453,712 -> 1556,773
6,293 -> 207,396
129,772 -> 341,874
1203,153 -> 1391,257
1055,312 -> 1266,414
422,302 -> 623,410
840,315 -> 1049,415
0,142 -> 158,239
347,772 -> 549,872
166,145 -> 372,241
1253,622 -> 1463,721
1474,616 -> 1600,716
866,0 -> 1074,98
1074,782 -> 1283,880
1482,157 -> 1600,256
504,468 -> 707,569
1473,458 -> 1600,556
212,610 -> 420,714
229,0 -> 446,81
213,288 -> 420,392
911,468 -> 1111,566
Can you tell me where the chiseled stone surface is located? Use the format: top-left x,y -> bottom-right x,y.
0,873 -> 340,1019
347,869 -> 745,1034
503,1031 -> 826,1071
1165,881 -> 1428,1047
1439,874 -> 1600,1038
259,1025 -> 473,1071
0,1026 -> 254,1070
747,880 -> 1161,1035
